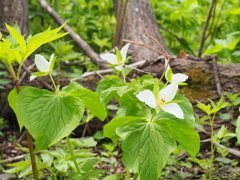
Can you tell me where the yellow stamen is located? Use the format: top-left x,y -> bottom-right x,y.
157,98 -> 165,106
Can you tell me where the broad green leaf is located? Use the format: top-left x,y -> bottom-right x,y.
16,87 -> 84,151
156,119 -> 200,157
175,95 -> 195,128
104,116 -> 145,145
60,80 -> 84,94
68,88 -> 107,121
8,86 -> 30,130
115,91 -> 152,118
116,119 -> 176,180
96,77 -> 122,104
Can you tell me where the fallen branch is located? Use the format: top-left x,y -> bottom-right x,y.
79,60 -> 154,79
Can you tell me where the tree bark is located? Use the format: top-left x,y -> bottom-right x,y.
0,0 -> 29,37
116,0 -> 170,62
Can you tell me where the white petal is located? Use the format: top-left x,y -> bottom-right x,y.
161,103 -> 184,119
171,73 -> 188,83
100,54 -> 118,65
159,83 -> 178,102
49,53 -> 55,64
115,65 -> 123,71
30,75 -> 36,81
35,54 -> 50,72
120,43 -> 130,62
136,90 -> 157,108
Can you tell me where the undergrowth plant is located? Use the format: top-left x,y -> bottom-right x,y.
1,23 -> 201,180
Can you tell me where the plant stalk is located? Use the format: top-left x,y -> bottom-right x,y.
209,113 -> 216,180
66,136 -> 81,174
15,79 -> 39,180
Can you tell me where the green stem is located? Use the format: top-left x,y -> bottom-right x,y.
209,113 -> 216,180
133,173 -> 138,180
66,136 -> 80,174
17,63 -> 23,79
121,67 -> 126,83
49,74 -> 58,93
125,168 -> 130,180
3,62 -> 17,80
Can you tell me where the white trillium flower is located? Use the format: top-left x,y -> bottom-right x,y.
100,43 -> 130,71
30,54 -> 55,81
136,83 -> 184,119
165,58 -> 188,83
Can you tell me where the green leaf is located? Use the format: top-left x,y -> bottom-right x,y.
233,97 -> 240,106
54,160 -> 69,173
156,119 -> 200,157
60,81 -> 84,94
96,77 -> 122,104
70,137 -> 97,148
216,125 -> 228,139
197,101 -> 211,115
220,113 -> 232,120
6,23 -> 26,63
16,87 -> 84,151
80,159 -> 94,172
104,116 -> 146,145
165,68 -> 173,82
68,88 -> 107,121
175,95 -> 195,128
116,119 -> 176,180
88,169 -> 107,178
103,174 -> 124,180
236,116 -> 240,143
8,86 -> 30,130
24,24 -> 68,60
115,91 -> 152,118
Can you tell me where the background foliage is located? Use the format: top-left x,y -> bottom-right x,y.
28,0 -> 240,67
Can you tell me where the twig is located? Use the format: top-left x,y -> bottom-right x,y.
19,63 -> 35,84
37,0 -> 103,68
204,0 -> 226,51
198,0 -> 217,57
141,18 -> 171,82
80,60 -> 148,79
22,63 -> 54,91
123,39 -> 166,56
214,142 -> 240,158
211,55 -> 222,97
159,24 -> 195,56
0,154 -> 25,164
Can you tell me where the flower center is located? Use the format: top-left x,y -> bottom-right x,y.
157,98 -> 165,106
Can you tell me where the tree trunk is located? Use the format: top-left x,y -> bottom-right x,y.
115,0 -> 170,62
0,0 -> 29,37
0,0 -> 29,120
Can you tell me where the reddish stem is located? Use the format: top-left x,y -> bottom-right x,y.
15,79 -> 38,180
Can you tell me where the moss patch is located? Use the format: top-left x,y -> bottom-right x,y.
180,66 -> 215,102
